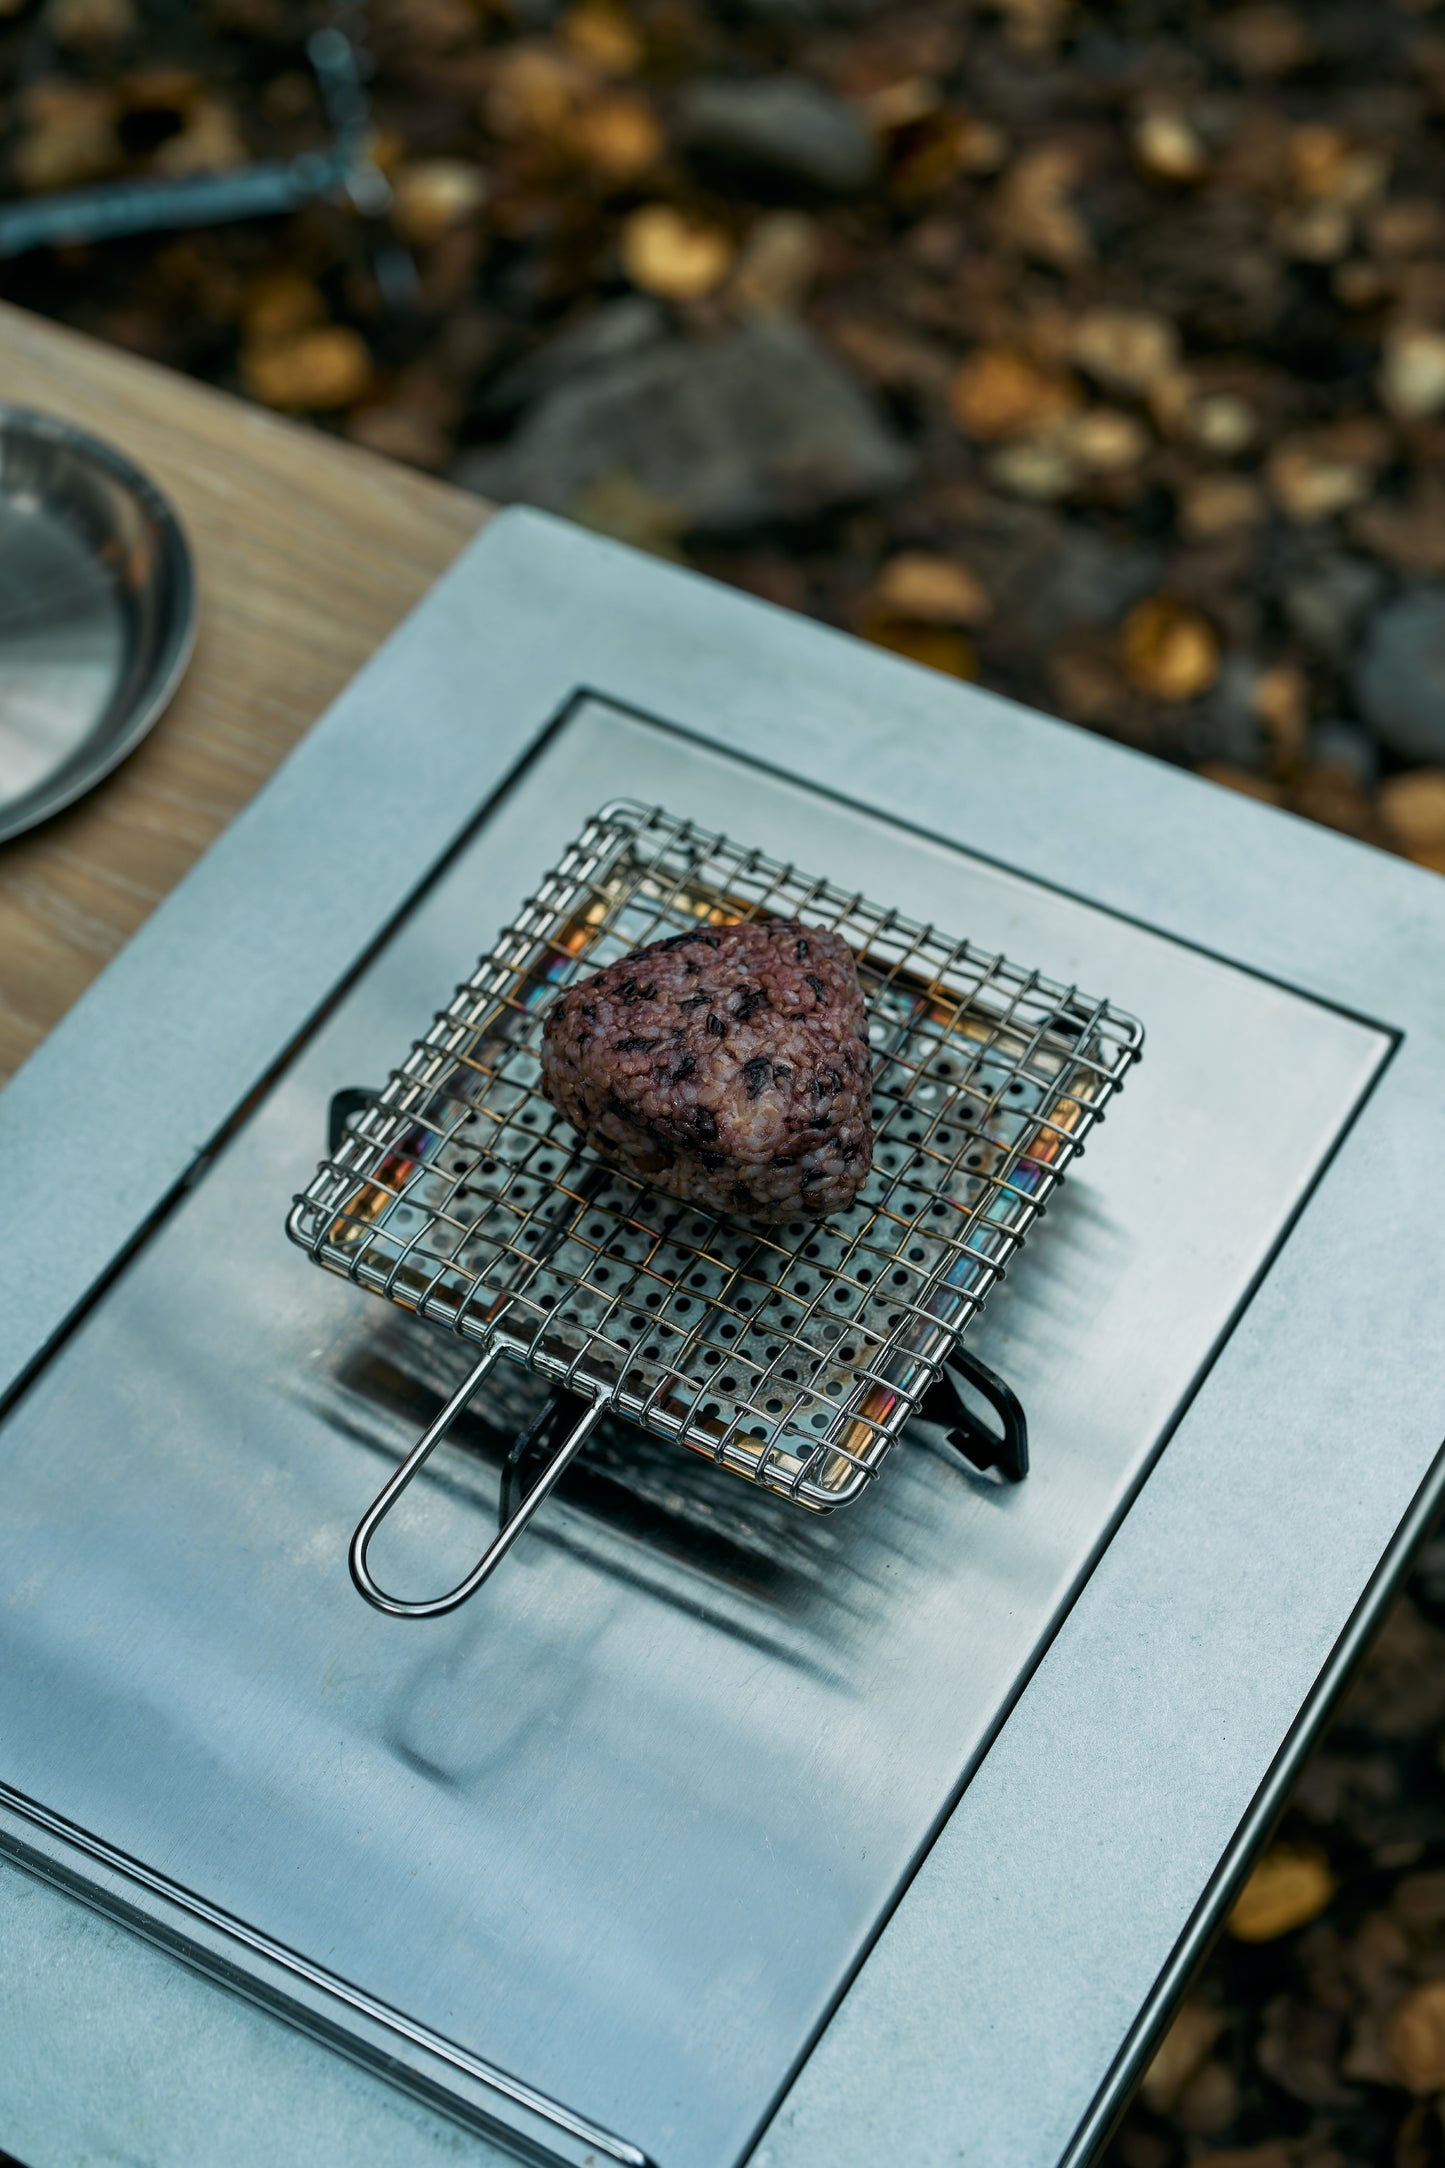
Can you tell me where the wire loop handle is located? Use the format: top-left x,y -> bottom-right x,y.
349,1344 -> 606,1618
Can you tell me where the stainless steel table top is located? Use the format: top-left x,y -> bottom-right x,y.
0,404 -> 194,842
1,511 -> 1442,2168
0,701 -> 1383,2168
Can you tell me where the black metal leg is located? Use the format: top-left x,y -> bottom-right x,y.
500,1389 -> 593,1529
918,1347 -> 1029,1483
327,1086 -> 374,1156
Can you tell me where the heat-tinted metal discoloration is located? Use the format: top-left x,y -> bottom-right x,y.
539,917 -> 874,1219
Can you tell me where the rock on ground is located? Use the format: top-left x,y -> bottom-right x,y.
1283,554 -> 1387,666
480,297 -> 668,417
1354,588 -> 1445,763
454,314 -> 914,535
677,74 -> 879,196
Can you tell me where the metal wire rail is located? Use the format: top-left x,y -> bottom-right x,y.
288,800 -> 1144,1615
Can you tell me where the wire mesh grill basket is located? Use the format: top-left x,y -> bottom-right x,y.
288,800 -> 1143,1615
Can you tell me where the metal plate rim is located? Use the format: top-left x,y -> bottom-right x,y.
0,400 -> 197,845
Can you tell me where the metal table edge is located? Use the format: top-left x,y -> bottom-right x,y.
1057,1430 -> 1445,2167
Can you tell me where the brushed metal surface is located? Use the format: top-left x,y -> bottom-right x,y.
0,404 -> 195,841
0,699 -> 1384,2168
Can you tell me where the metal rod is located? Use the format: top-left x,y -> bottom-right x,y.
349,1345 -> 607,1618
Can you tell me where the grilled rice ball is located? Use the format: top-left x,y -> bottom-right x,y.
539,917 -> 873,1220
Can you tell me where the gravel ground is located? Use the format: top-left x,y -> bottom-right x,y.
3,2 -> 1444,2157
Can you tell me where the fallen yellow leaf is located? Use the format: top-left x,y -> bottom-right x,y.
1140,2001 -> 1226,2114
1133,108 -> 1208,183
242,326 -> 372,412
241,268 -> 327,345
1071,307 -> 1179,396
1379,769 -> 1445,853
568,93 -> 663,181
862,617 -> 977,679
1227,1844 -> 1336,1942
871,552 -> 990,626
1199,762 -> 1283,805
948,346 -> 1078,442
621,204 -> 733,301
1388,1981 -> 1445,2092
391,159 -> 488,246
1121,595 -> 1220,702
563,0 -> 643,75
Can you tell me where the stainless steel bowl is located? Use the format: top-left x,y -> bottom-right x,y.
0,405 -> 196,844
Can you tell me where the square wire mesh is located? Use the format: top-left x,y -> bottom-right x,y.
288,801 -> 1143,1509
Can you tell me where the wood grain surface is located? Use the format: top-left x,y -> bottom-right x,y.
0,301 -> 488,1085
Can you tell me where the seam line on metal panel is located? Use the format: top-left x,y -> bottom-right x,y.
0,1780 -> 650,2168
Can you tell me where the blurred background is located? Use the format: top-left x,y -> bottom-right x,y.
3,3 -> 1445,2164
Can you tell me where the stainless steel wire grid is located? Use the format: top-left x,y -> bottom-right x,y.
288,800 -> 1143,1616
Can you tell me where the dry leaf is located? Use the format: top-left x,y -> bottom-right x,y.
243,326 -> 372,411
1070,407 -> 1150,471
871,552 -> 990,625
729,213 -> 820,315
381,0 -> 477,52
563,0 -> 643,75
621,205 -> 732,300
1201,762 -> 1284,804
1352,478 -> 1445,574
1268,441 -> 1375,524
1254,663 -> 1310,772
151,97 -> 247,177
13,81 -> 121,192
1179,474 -> 1267,539
241,269 -> 327,344
948,347 -> 1078,441
1380,326 -> 1445,420
1369,197 -> 1445,257
1048,634 -> 1127,726
1290,124 -> 1388,208
1379,770 -> 1445,853
988,435 -> 1080,499
1071,308 -> 1179,397
484,45 -> 588,139
1227,1844 -> 1336,1941
119,65 -> 197,116
1393,1870 -> 1445,1933
48,0 -> 136,42
1121,596 -> 1220,701
1185,2144 -> 1296,2168
864,76 -> 940,134
862,618 -> 977,678
1140,2001 -> 1226,2114
1277,200 -> 1352,265
567,92 -> 663,182
1178,2059 -> 1239,2136
391,159 -> 488,245
996,0 -> 1069,57
1334,259 -> 1390,310
346,398 -> 452,471
1187,391 -> 1257,455
1133,107 -> 1208,183
1388,1982 -> 1445,2093
893,109 -> 1007,197
569,472 -> 686,560
996,143 -> 1091,268
1222,4 -> 1311,77
828,317 -> 954,397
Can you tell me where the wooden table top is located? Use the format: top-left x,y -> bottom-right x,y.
0,301 -> 488,1086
